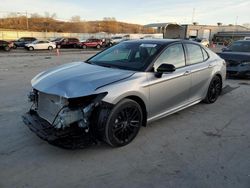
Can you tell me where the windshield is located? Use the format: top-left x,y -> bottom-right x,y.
32,40 -> 39,44
87,42 -> 162,71
228,41 -> 250,52
51,38 -> 63,42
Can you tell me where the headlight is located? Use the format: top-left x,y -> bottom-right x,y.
67,92 -> 108,108
241,62 -> 250,66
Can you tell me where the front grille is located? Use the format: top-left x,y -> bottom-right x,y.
37,92 -> 64,124
226,60 -> 240,67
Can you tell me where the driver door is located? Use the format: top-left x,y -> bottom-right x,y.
147,43 -> 191,120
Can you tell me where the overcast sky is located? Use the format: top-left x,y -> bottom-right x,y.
1,0 -> 250,25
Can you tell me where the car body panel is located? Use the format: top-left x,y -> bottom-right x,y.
26,40 -> 56,50
55,38 -> 80,48
31,62 -> 135,98
13,37 -> 37,47
81,39 -> 103,48
0,40 -> 12,51
146,67 -> 191,119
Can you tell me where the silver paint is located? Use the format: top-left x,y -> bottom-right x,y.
30,43 -> 226,125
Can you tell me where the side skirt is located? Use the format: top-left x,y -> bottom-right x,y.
147,99 -> 202,123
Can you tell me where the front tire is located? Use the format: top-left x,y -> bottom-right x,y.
104,99 -> 143,147
28,46 -> 34,51
4,46 -> 10,51
48,46 -> 53,50
204,75 -> 222,104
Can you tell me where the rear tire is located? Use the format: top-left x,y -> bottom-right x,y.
82,45 -> 87,49
96,44 -> 101,49
103,99 -> 143,147
48,46 -> 53,50
204,75 -> 222,104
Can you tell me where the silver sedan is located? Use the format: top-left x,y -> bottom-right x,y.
23,39 -> 226,147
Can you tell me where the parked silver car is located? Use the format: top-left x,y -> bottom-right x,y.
23,39 -> 226,147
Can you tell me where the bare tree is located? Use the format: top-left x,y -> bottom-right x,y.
30,13 -> 41,18
44,12 -> 57,19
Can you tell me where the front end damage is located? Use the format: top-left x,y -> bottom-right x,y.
22,90 -> 109,149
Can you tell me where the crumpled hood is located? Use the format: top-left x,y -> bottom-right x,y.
31,62 -> 134,98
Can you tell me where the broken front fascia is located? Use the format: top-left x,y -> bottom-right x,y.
28,91 -> 108,130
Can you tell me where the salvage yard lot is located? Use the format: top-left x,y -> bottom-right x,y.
0,51 -> 250,188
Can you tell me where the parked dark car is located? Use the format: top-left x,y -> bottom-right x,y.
218,40 -> 250,78
0,40 -> 13,51
79,38 -> 103,49
54,37 -> 80,48
13,37 -> 37,48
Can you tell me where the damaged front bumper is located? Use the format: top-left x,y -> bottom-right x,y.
23,91 -> 108,148
22,110 -> 96,149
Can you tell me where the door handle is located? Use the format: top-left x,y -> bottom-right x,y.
183,70 -> 191,76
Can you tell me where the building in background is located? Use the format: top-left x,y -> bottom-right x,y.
144,23 -> 250,42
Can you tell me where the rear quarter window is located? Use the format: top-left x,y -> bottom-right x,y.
202,48 -> 209,61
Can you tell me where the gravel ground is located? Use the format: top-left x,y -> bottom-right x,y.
0,50 -> 249,188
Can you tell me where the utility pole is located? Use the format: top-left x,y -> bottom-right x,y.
26,11 -> 29,30
232,16 -> 238,41
191,8 -> 195,24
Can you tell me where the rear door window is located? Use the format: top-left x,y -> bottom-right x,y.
185,44 -> 204,65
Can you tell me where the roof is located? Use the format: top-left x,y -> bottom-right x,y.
123,39 -> 204,46
124,39 -> 181,45
215,31 -> 250,37
144,23 -> 181,28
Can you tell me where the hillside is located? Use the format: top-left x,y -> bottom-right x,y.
0,16 -> 156,34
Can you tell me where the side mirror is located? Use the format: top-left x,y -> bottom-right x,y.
155,64 -> 176,78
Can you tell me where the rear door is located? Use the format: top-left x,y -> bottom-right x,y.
147,43 -> 191,119
184,43 -> 214,102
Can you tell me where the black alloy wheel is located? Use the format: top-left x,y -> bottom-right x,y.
104,99 -> 143,147
204,76 -> 222,104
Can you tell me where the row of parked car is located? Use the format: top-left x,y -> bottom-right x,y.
0,36 -> 127,51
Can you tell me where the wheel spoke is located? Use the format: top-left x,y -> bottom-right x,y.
111,104 -> 141,144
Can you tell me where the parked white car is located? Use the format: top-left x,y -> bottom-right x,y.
25,40 -> 56,51
194,38 -> 210,47
243,37 -> 250,40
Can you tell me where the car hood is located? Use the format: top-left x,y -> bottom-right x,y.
31,62 -> 135,98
